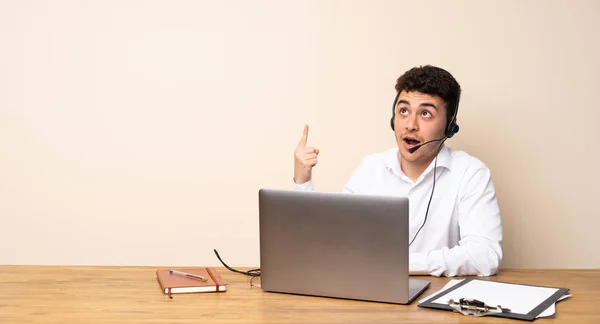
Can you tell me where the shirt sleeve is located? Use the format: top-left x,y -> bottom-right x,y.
292,177 -> 355,194
292,179 -> 315,192
409,165 -> 503,277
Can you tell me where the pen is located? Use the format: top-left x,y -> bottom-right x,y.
169,269 -> 208,282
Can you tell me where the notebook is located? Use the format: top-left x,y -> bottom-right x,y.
258,188 -> 430,304
156,267 -> 227,298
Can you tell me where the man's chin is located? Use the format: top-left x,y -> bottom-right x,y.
398,149 -> 418,162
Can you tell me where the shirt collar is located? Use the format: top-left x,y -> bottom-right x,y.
384,144 -> 453,178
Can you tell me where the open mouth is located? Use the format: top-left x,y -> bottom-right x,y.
404,137 -> 420,146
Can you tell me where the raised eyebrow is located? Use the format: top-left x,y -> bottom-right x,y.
396,100 -> 438,110
397,99 -> 410,107
420,102 -> 438,110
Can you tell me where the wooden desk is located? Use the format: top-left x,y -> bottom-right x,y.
0,266 -> 598,323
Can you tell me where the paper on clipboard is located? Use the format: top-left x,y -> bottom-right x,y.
419,279 -> 571,318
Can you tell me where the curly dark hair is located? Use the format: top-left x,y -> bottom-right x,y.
394,65 -> 462,127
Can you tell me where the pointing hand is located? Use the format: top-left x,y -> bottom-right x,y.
294,125 -> 319,184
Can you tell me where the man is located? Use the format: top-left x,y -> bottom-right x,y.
292,65 -> 503,277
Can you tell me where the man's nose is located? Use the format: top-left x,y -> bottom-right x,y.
405,114 -> 419,131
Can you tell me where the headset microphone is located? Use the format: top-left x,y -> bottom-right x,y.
408,137 -> 447,154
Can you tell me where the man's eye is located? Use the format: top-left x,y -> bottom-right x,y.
421,111 -> 431,117
400,108 -> 408,114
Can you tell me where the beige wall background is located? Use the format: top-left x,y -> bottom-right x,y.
1,0 -> 598,269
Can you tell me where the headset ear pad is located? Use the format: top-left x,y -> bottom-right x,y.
446,122 -> 459,138
445,98 -> 460,138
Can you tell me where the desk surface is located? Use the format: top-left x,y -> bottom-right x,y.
0,266 -> 598,323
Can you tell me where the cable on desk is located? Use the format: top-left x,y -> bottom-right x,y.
213,248 -> 261,284
213,249 -> 261,287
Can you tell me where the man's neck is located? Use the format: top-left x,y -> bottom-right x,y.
399,153 -> 435,183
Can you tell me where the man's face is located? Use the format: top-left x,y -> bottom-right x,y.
393,91 -> 448,166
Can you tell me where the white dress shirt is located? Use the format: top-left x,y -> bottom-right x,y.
293,144 -> 503,277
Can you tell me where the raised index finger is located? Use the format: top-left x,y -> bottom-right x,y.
297,124 -> 309,148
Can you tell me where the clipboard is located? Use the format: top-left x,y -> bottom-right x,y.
418,278 -> 570,321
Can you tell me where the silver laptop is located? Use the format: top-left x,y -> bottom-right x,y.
258,188 -> 430,304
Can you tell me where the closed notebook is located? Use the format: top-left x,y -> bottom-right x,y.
156,267 -> 227,298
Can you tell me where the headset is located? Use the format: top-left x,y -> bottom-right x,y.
390,92 -> 460,139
